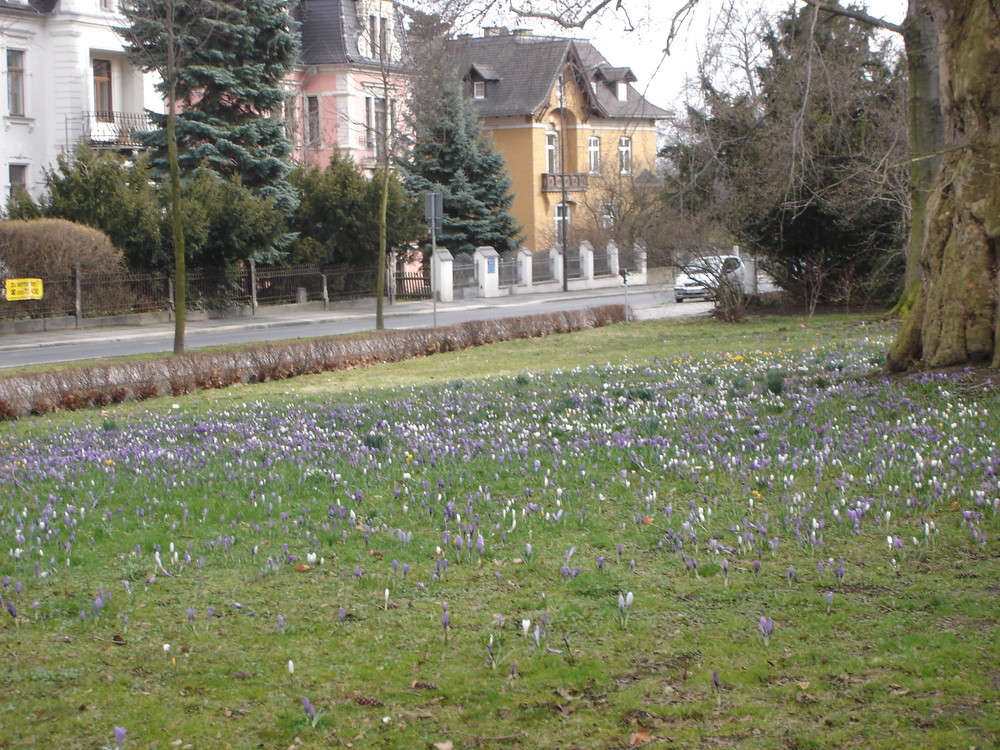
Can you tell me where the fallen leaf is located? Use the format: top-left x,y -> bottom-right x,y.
432,742 -> 453,750
797,681 -> 810,690
641,516 -> 655,525
293,564 -> 310,572
629,728 -> 654,746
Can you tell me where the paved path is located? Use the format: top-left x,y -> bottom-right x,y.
0,283 -> 712,369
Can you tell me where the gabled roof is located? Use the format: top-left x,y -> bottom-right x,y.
446,32 -> 670,121
295,0 -> 408,69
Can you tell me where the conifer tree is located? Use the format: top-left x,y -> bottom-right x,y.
120,0 -> 300,219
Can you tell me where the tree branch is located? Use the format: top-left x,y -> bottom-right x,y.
799,0 -> 904,34
510,0 -> 616,29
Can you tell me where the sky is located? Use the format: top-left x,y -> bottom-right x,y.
451,0 -> 909,113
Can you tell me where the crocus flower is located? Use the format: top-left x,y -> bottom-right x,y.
302,697 -> 316,724
758,616 -> 774,645
113,726 -> 127,749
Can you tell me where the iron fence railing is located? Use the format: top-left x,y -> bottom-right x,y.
453,254 -> 476,290
532,249 -> 555,282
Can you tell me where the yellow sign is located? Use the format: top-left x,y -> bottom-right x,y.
5,278 -> 44,301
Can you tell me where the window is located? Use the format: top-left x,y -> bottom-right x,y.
601,203 -> 615,230
554,202 -> 570,246
8,164 -> 27,198
379,16 -> 388,61
93,59 -> 113,122
283,96 -> 299,145
7,50 -> 24,117
618,136 -> 632,175
588,136 -> 601,175
617,81 -> 628,102
100,0 -> 116,10
369,15 -> 377,57
366,96 -> 391,158
473,80 -> 485,99
545,132 -> 558,175
306,95 -> 319,146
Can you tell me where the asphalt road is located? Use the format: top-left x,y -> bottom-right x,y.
0,283 -> 712,370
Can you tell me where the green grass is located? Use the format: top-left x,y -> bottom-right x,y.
0,314 -> 997,749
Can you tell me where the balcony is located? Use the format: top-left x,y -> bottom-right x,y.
541,172 -> 589,193
81,111 -> 154,149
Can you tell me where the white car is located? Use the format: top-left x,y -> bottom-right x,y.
674,255 -> 748,303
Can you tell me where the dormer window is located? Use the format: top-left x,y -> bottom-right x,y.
617,81 -> 628,102
473,81 -> 485,99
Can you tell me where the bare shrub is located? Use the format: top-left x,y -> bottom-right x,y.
0,305 -> 627,420
0,219 -> 126,278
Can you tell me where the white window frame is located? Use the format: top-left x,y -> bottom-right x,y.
618,136 -> 632,175
617,81 -> 628,102
473,80 -> 485,99
8,164 -> 27,198
588,136 -> 601,175
554,202 -> 570,246
7,49 -> 26,117
306,95 -> 320,147
601,202 -> 615,230
545,131 -> 558,175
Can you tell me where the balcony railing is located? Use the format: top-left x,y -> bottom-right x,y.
81,111 -> 154,148
541,172 -> 589,192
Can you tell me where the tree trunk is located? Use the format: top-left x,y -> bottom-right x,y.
887,0 -> 1000,370
892,0 -> 944,314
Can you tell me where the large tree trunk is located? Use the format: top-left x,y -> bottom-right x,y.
887,0 -> 1000,370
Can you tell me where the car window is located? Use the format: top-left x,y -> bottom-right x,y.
722,258 -> 740,273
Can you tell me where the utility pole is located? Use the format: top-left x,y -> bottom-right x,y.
425,189 -> 443,328
559,72 -> 568,292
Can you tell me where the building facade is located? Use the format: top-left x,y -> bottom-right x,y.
1,0 -> 160,200
288,0 -> 408,173
447,29 -> 668,253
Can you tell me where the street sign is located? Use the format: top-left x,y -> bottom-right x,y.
5,278 -> 43,301
424,190 -> 443,231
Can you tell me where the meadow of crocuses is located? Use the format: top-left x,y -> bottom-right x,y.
0,318 -> 996,749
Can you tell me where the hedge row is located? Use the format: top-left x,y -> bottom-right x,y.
0,305 -> 627,420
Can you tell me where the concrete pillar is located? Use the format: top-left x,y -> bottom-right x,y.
607,240 -> 620,277
579,241 -> 594,285
517,247 -> 533,291
474,246 -> 501,298
432,248 -> 454,302
550,244 -> 564,288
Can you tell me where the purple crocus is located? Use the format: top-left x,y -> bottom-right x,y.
302,697 -> 316,725
113,726 -> 127,749
758,616 -> 774,645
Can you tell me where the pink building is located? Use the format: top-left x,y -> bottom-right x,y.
287,0 -> 409,173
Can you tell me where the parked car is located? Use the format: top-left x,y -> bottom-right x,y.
674,255 -> 754,303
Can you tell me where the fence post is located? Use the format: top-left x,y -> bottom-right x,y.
579,241 -> 595,287
74,263 -> 82,329
321,273 -> 329,310
517,247 -> 533,291
249,257 -> 258,315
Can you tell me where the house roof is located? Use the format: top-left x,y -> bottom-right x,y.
446,32 -> 670,121
295,0 -> 408,69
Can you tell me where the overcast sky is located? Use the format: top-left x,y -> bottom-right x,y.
452,0 -> 909,112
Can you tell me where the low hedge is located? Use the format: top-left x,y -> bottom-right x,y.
0,305 -> 627,420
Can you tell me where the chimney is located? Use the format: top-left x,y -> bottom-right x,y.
513,28 -> 533,37
483,26 -> 501,37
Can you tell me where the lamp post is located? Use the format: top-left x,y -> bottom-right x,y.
559,72 -> 568,292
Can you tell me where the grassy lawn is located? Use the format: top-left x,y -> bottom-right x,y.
1,314 -> 996,749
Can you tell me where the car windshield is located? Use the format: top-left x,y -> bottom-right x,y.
683,258 -> 723,274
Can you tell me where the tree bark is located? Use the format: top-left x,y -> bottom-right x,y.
888,0 -> 1000,370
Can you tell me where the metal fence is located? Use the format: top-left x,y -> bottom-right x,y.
532,249 -> 555,282
0,264 -> 380,323
593,245 -> 612,276
453,253 -> 477,292
565,245 -> 582,279
499,252 -> 518,287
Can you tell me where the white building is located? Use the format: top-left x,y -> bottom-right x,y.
1,0 -> 161,201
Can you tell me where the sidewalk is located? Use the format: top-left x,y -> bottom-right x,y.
0,281 -> 674,355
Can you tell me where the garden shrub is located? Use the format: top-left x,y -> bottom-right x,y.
0,218 -> 125,278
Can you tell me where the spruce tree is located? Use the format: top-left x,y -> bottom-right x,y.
400,17 -> 520,256
119,0 -> 300,219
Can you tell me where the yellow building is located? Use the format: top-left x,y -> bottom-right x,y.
447,29 -> 669,253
